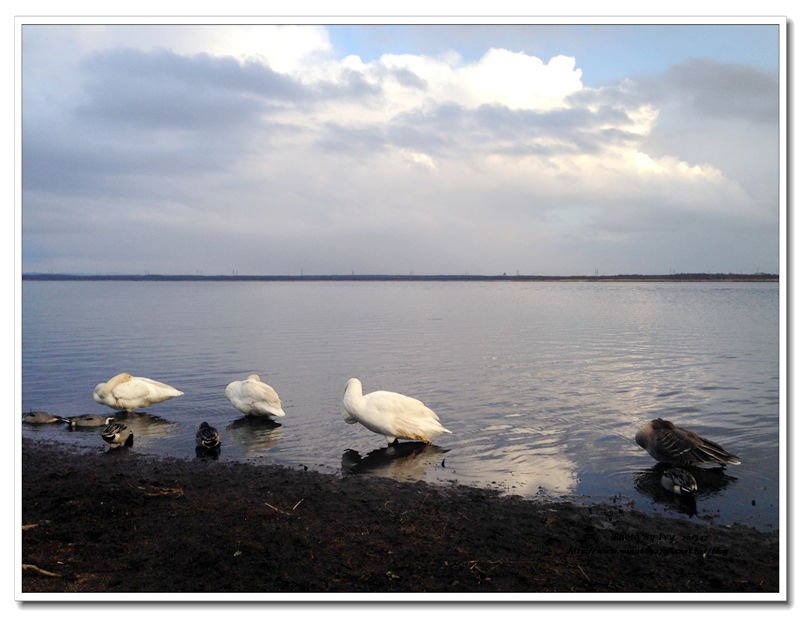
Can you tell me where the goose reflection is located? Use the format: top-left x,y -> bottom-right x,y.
342,442 -> 449,482
634,463 -> 737,518
226,416 -> 283,457
110,411 -> 176,438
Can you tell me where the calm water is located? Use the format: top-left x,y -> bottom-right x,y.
21,281 -> 781,529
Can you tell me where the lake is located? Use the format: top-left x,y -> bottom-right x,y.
21,280 -> 781,530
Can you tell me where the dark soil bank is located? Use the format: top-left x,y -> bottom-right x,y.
21,439 -> 779,594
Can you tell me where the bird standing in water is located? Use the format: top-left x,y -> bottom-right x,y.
635,418 -> 741,467
93,373 -> 183,414
342,378 -> 451,445
196,422 -> 222,450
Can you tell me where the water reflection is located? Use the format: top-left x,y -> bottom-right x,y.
110,411 -> 176,438
226,416 -> 283,457
195,446 -> 221,460
342,442 -> 448,482
633,464 -> 738,518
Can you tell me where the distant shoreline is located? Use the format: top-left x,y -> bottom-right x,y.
21,273 -> 779,283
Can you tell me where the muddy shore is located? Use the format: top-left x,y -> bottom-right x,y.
20,438 -> 779,595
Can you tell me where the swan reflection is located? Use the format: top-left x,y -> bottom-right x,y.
633,463 -> 738,518
226,416 -> 283,457
110,411 -> 176,438
342,442 -> 449,482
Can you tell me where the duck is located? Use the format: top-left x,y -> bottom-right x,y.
225,374 -> 285,418
93,373 -> 183,413
635,418 -> 741,467
22,411 -> 65,425
101,422 -> 133,448
342,378 -> 451,445
660,467 -> 698,496
64,414 -> 114,429
196,422 -> 221,450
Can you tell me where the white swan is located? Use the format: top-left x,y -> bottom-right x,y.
93,372 -> 184,413
342,378 -> 451,445
225,374 -> 285,418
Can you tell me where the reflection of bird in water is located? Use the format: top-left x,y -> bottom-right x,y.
660,467 -> 698,496
634,463 -> 737,518
635,418 -> 741,467
101,422 -> 134,449
109,411 -> 176,439
64,414 -> 114,429
226,416 -> 283,458
93,373 -> 183,414
341,442 -> 449,482
22,411 -> 65,425
342,378 -> 451,445
225,374 -> 285,418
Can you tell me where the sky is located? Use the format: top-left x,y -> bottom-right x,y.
20,21 -> 782,276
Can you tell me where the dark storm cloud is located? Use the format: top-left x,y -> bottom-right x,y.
633,58 -> 778,123
76,47 -> 382,130
77,48 -> 305,128
664,59 -> 778,123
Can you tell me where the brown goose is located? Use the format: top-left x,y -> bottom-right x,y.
635,418 -> 741,467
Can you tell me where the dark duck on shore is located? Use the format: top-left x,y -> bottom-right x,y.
196,422 -> 221,450
101,422 -> 133,448
635,418 -> 741,467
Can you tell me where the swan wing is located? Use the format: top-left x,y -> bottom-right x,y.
364,391 -> 449,441
241,380 -> 282,408
110,379 -> 153,407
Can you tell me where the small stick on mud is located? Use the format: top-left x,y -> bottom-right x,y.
22,564 -> 61,578
264,502 -> 293,516
292,498 -> 304,511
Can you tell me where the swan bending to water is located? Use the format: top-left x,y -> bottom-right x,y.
93,373 -> 183,413
635,418 -> 741,467
342,378 -> 451,445
225,374 -> 285,418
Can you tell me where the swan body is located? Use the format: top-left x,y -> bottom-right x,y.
22,411 -> 65,425
101,422 -> 134,448
196,422 -> 221,449
660,467 -> 698,496
65,414 -> 113,429
635,418 -> 741,467
342,378 -> 451,445
225,374 -> 285,418
93,373 -> 183,413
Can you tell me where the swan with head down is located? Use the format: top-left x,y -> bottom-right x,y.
93,372 -> 183,414
342,378 -> 451,445
225,374 -> 285,418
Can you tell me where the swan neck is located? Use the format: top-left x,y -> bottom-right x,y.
343,380 -> 364,412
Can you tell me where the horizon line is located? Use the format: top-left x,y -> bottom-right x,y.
21,272 -> 780,282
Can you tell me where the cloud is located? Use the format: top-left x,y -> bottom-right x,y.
21,25 -> 780,275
